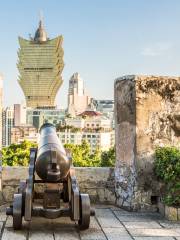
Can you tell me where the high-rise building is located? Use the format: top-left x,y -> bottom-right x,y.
68,73 -> 92,116
17,20 -> 64,108
92,99 -> 114,127
14,102 -> 26,126
2,106 -> 14,147
0,74 -> 2,149
92,100 -> 114,115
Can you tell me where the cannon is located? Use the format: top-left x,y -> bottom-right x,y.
6,123 -> 95,230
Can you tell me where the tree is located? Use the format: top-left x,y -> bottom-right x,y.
2,140 -> 37,166
2,140 -> 115,167
89,147 -> 101,167
100,146 -> 115,167
64,140 -> 93,167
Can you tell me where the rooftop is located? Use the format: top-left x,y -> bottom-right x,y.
0,204 -> 180,240
34,20 -> 48,43
78,110 -> 102,117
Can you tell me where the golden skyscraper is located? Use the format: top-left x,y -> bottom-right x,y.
17,20 -> 64,108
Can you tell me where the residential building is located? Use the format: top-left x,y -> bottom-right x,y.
11,125 -> 38,144
66,112 -> 111,130
57,129 -> 114,152
17,19 -> 64,108
58,112 -> 114,152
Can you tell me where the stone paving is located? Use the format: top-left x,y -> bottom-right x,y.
0,204 -> 180,240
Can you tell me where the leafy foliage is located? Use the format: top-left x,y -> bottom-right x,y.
64,141 -> 115,167
154,146 -> 180,206
2,140 -> 115,167
101,147 -> 115,167
2,140 -> 37,166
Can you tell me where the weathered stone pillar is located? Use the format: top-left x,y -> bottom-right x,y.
115,75 -> 180,210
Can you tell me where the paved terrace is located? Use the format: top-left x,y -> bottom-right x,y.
0,204 -> 180,240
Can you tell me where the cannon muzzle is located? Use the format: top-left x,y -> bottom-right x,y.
36,123 -> 70,182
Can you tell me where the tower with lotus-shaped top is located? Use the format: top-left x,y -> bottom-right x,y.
17,19 -> 64,108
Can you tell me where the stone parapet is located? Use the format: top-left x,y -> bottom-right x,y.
114,75 -> 180,211
0,166 -> 115,204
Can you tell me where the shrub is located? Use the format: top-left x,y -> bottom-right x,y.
64,140 -> 102,167
2,140 -> 37,166
64,141 -> 115,167
101,147 -> 115,167
154,146 -> 180,206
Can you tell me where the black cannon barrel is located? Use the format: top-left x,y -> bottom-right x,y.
36,123 -> 70,181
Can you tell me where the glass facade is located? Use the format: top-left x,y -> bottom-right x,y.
26,108 -> 65,129
17,22 -> 64,108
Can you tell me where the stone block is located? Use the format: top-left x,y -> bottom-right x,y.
123,221 -> 162,229
178,208 -> 180,221
2,185 -> 18,202
159,221 -> 180,229
129,228 -> 180,237
104,188 -> 116,204
2,228 -> 27,240
158,199 -> 165,216
103,228 -> 131,239
53,228 -> 80,240
2,166 -> 28,181
97,188 -> 106,203
80,228 -> 106,240
165,206 -> 178,221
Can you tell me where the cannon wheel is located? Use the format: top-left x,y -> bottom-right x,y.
63,181 -> 69,203
18,180 -> 26,214
78,194 -> 90,230
13,193 -> 23,230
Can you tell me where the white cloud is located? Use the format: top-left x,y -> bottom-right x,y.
141,42 -> 172,57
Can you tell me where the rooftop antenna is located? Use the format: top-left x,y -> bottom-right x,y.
39,10 -> 44,26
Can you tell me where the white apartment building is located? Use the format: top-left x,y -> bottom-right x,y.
58,113 -> 114,152
57,130 -> 114,152
65,115 -> 111,130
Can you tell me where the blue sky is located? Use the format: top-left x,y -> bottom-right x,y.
1,0 -> 180,108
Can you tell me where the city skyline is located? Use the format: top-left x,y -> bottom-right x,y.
1,0 -> 180,108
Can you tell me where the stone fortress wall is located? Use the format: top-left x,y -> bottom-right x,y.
115,75 -> 180,210
0,167 -> 115,204
0,75 -> 179,212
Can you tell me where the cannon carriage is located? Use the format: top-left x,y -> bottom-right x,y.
6,123 -> 95,230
